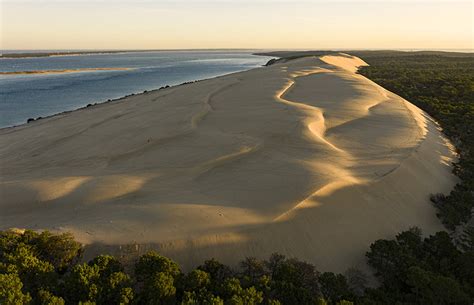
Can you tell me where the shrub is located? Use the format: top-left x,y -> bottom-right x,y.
37,289 -> 65,305
135,251 -> 181,282
140,272 -> 176,305
64,263 -> 100,303
0,272 -> 32,305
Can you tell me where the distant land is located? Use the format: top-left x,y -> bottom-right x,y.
256,50 -> 474,60
0,49 -> 259,59
2,48 -> 473,59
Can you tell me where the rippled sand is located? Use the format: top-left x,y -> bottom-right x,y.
0,54 -> 457,272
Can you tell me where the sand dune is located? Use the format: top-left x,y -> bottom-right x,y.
0,54 -> 457,273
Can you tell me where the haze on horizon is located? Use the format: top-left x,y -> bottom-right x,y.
1,0 -> 473,50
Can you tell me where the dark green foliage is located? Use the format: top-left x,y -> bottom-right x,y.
458,225 -> 474,252
0,230 -> 333,304
91,258 -> 134,305
64,255 -> 133,304
100,271 -> 134,304
134,251 -> 181,304
221,277 -> 242,299
181,290 -> 224,305
92,256 -> 134,303
218,277 -> 264,304
37,289 -> 65,305
139,272 -> 176,305
265,254 -> 321,305
344,268 -> 367,297
319,272 -> 352,303
197,258 -> 234,294
0,272 -> 32,305
366,228 -> 424,287
198,258 -> 233,283
89,255 -> 123,277
0,230 -> 82,274
135,250 -> 181,282
64,263 -> 101,303
178,270 -> 226,305
239,257 -> 267,287
29,231 -> 82,272
272,257 -> 320,296
1,225 -> 473,305
1,243 -> 57,297
182,269 -> 211,291
227,286 -> 263,305
405,266 -> 470,305
363,227 -> 474,305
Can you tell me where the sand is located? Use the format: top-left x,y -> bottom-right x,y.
0,54 -> 457,273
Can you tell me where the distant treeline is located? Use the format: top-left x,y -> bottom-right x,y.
1,227 -> 473,305
259,50 -> 474,66
257,50 -> 474,60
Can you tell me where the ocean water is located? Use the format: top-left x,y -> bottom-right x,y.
0,51 -> 272,128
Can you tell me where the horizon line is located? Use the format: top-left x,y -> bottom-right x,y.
2,47 -> 474,52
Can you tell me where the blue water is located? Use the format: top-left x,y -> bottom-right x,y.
0,51 -> 272,127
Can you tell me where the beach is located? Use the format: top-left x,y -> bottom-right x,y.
0,54 -> 457,272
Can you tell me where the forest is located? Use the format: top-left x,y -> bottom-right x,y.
1,227 -> 473,305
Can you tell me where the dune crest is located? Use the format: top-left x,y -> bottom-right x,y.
0,54 -> 457,272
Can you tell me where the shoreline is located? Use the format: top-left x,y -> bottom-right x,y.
1,49 -> 269,59
0,54 -> 457,272
0,58 -> 275,131
0,80 -> 196,131
3,49 -> 469,129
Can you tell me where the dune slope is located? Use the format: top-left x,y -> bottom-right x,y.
0,55 -> 457,272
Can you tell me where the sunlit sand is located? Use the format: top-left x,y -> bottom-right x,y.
0,54 -> 457,272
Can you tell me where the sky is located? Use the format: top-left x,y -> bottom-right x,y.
1,0 -> 473,50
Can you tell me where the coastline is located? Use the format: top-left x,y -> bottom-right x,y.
1,49 -> 268,59
3,48 -> 472,59
0,53 -> 457,272
0,57 -> 275,131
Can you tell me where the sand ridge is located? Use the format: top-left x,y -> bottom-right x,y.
0,54 -> 457,272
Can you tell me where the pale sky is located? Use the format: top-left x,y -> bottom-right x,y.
1,0 -> 473,50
